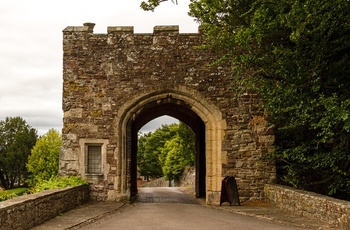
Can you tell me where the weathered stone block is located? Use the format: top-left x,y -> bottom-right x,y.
265,184 -> 350,229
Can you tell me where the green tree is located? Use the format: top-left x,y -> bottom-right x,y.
177,121 -> 195,166
137,124 -> 178,178
137,132 -> 163,178
154,123 -> 180,167
141,0 -> 350,198
161,123 -> 195,180
162,136 -> 186,181
0,117 -> 38,189
137,122 -> 195,180
26,129 -> 62,187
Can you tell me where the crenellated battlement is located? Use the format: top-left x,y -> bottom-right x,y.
63,22 -> 199,35
62,22 -> 205,61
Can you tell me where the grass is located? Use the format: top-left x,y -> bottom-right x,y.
0,187 -> 28,201
2,187 -> 28,195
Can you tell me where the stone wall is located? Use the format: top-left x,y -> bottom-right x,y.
0,185 -> 89,230
177,166 -> 196,188
140,177 -> 169,188
140,166 -> 196,188
264,184 -> 350,229
61,22 -> 276,204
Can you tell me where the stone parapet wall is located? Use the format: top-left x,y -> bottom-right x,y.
264,184 -> 350,229
0,185 -> 89,230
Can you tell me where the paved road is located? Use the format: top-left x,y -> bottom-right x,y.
81,187 -> 308,230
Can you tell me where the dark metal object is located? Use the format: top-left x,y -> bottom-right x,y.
220,176 -> 240,206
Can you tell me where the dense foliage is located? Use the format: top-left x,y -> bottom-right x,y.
0,117 -> 38,189
137,121 -> 195,181
142,0 -> 350,199
138,124 -> 178,178
26,129 -> 62,187
162,122 -> 196,180
29,176 -> 88,194
0,118 -> 87,202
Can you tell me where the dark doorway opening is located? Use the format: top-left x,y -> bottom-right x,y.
127,100 -> 206,202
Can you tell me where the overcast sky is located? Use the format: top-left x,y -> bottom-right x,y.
0,0 -> 198,135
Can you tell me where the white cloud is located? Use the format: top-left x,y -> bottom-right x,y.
0,0 -> 198,136
140,116 -> 179,133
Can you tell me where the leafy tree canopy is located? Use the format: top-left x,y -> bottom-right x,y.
0,117 -> 38,189
138,132 -> 164,178
141,0 -> 178,11
26,129 -> 62,187
137,121 -> 195,180
141,0 -> 350,199
138,123 -> 178,178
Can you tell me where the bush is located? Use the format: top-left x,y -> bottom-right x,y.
26,129 -> 61,187
0,192 -> 17,202
29,176 -> 88,194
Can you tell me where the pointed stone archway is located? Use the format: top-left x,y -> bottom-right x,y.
117,88 -> 226,204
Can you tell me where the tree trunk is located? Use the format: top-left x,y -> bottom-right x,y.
18,174 -> 21,187
0,171 -> 7,189
5,174 -> 10,189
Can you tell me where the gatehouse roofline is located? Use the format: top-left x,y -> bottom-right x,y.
63,22 -> 201,34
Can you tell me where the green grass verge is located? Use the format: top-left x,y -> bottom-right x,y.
0,187 -> 29,202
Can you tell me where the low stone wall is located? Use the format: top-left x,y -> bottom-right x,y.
140,177 -> 169,187
140,166 -> 196,188
0,185 -> 89,230
264,184 -> 350,229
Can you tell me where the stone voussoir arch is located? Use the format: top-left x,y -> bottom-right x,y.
116,87 -> 227,203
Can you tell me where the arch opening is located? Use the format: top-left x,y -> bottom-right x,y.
128,102 -> 206,201
118,89 -> 226,205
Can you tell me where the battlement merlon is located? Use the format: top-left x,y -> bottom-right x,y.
62,23 -> 201,35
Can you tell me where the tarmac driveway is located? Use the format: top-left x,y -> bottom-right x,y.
82,187 -> 308,230
82,203 -> 307,230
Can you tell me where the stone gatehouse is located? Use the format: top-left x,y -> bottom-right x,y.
60,23 -> 276,205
